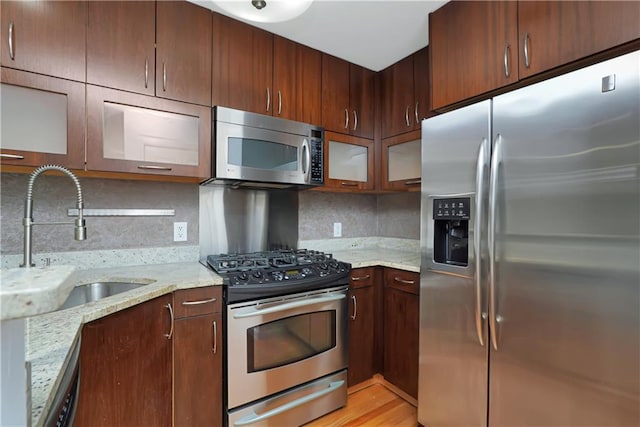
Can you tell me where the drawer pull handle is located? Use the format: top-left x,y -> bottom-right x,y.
404,179 -> 421,185
278,90 -> 282,115
145,57 -> 149,88
351,275 -> 370,281
212,320 -> 218,354
405,106 -> 410,127
394,277 -> 415,285
344,108 -> 349,129
523,32 -> 531,69
503,43 -> 511,78
163,63 -> 167,91
181,297 -> 217,306
8,22 -> 15,60
1,153 -> 25,160
415,102 -> 419,125
351,295 -> 357,320
340,182 -> 358,187
352,110 -> 358,131
137,165 -> 172,171
266,88 -> 270,112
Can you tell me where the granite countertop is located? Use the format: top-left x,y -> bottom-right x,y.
26,262 -> 222,427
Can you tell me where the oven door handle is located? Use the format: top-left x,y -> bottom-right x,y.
233,380 -> 345,426
232,293 -> 346,319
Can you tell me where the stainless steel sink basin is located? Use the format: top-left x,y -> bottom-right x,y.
60,281 -> 154,310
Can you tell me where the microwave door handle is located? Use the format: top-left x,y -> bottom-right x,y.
233,293 -> 346,319
302,139 -> 310,179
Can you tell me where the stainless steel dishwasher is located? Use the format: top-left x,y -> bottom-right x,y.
43,336 -> 81,427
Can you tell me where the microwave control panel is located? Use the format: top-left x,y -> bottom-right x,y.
309,136 -> 324,184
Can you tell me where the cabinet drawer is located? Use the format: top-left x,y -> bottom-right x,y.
349,267 -> 375,289
174,287 -> 221,318
384,268 -> 419,295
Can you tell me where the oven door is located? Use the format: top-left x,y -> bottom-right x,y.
226,286 -> 348,409
216,121 -> 311,185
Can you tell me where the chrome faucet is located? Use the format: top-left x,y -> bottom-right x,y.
21,164 -> 86,267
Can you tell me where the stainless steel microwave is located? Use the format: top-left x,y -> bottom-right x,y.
204,106 -> 324,188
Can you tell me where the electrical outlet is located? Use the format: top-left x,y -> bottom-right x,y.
174,222 -> 187,242
333,222 -> 342,238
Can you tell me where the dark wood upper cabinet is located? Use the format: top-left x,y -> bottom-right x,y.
429,1 -> 640,110
322,54 -> 375,139
413,46 -> 431,128
75,295 -> 173,427
0,1 -> 86,82
273,36 -> 298,120
430,0 -> 518,110
212,12 -> 273,114
295,43 -> 322,125
381,55 -> 415,138
517,1 -> 640,78
87,1 -> 156,96
156,1 -> 212,106
349,64 -> 376,139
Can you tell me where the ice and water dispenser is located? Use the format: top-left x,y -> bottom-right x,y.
433,197 -> 470,267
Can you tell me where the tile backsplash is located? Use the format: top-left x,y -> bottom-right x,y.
1,173 -> 420,258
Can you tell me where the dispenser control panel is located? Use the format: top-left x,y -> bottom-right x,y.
433,198 -> 471,220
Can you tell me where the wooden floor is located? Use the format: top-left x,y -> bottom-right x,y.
305,383 -> 417,427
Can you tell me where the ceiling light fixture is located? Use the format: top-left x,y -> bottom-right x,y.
212,0 -> 313,23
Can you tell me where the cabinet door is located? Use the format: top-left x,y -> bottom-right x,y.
413,46 -> 431,129
518,1 -> 640,78
212,13 -> 273,113
87,1 -> 155,96
86,85 -> 211,179
174,313 -> 223,427
295,43 -> 322,125
383,269 -> 419,399
273,36 -> 297,120
348,267 -> 376,386
75,295 -> 173,427
323,131 -> 375,191
429,1 -> 518,110
0,68 -> 85,169
381,55 -> 415,139
349,64 -> 375,139
381,130 -> 422,191
157,1 -> 212,106
321,54 -> 351,134
0,1 -> 86,82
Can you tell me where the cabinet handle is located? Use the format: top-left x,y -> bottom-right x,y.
165,303 -> 174,339
277,90 -> 282,115
266,88 -> 270,112
405,106 -> 410,127
503,43 -> 511,78
181,297 -> 217,306
340,182 -> 358,187
351,295 -> 357,321
212,320 -> 218,354
8,21 -> 15,60
393,276 -> 415,285
1,153 -> 24,160
352,110 -> 358,131
415,102 -> 419,125
523,33 -> 531,69
144,57 -> 149,88
344,108 -> 349,129
162,63 -> 167,91
137,165 -> 172,171
351,274 -> 370,281
404,179 -> 421,185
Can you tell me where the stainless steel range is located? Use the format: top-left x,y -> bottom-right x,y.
206,249 -> 351,427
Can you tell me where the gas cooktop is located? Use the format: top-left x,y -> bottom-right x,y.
206,249 -> 351,303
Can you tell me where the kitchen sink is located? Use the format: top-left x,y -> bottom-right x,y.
60,281 -> 155,310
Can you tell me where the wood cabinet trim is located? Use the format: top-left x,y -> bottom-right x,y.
380,130 -> 422,192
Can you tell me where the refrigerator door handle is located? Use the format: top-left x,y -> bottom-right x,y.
488,134 -> 503,351
474,137 -> 490,347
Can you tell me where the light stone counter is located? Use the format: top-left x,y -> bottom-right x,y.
25,262 -> 221,427
331,247 -> 421,272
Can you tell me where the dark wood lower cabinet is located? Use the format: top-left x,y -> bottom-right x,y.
173,313 -> 223,427
74,295 -> 173,427
383,269 -> 420,399
348,267 -> 376,386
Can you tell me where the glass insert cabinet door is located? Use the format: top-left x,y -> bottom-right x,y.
324,132 -> 374,190
382,130 -> 422,191
247,310 -> 336,372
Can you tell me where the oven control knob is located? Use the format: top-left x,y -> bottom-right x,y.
329,261 -> 339,270
302,267 -> 313,275
319,262 -> 328,270
252,271 -> 263,279
272,271 -> 284,281
237,272 -> 248,282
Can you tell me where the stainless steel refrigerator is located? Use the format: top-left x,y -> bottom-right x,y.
418,50 -> 639,426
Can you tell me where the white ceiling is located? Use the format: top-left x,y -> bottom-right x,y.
191,0 -> 448,72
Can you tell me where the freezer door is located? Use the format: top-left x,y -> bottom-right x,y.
419,100 -> 491,427
490,51 -> 640,426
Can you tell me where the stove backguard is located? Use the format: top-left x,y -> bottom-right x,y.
199,185 -> 298,263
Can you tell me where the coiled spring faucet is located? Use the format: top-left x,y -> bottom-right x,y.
21,164 -> 86,267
